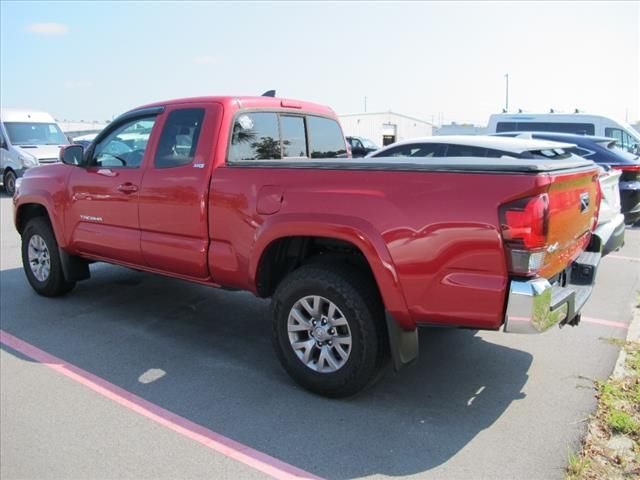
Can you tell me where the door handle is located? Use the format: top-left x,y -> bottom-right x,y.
117,183 -> 138,194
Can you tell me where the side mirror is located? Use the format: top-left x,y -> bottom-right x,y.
0,138 -> 7,150
60,144 -> 86,166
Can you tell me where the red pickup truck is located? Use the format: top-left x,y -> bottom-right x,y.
14,95 -> 603,397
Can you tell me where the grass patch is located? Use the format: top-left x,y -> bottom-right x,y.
565,339 -> 640,479
606,410 -> 639,436
566,451 -> 590,480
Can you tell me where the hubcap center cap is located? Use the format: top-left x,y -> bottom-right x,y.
312,326 -> 330,341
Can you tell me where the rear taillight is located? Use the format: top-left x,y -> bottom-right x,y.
611,165 -> 640,172
499,194 -> 549,276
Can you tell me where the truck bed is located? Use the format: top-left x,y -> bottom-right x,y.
230,156 -> 595,174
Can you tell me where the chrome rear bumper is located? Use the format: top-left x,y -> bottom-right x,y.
504,250 -> 600,334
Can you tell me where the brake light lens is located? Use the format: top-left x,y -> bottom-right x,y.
499,194 -> 549,276
611,165 -> 640,172
500,194 -> 549,249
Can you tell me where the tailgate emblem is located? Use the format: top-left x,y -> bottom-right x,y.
580,192 -> 590,213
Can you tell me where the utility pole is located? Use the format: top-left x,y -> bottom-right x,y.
504,73 -> 509,112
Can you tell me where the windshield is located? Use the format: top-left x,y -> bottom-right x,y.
4,122 -> 69,146
360,138 -> 379,149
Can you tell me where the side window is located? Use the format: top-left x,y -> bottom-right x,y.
155,109 -> 205,168
307,116 -> 347,158
373,144 -> 415,157
93,117 -> 156,168
445,144 -> 489,157
496,122 -> 517,133
497,121 -> 594,135
353,138 -> 364,149
373,143 -> 443,158
280,116 -> 307,158
229,112 -> 281,161
568,147 -> 594,158
605,128 -> 636,151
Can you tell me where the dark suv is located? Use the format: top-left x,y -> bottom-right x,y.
346,136 -> 380,157
495,132 -> 640,224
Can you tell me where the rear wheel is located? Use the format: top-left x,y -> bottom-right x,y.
272,263 -> 387,397
21,217 -> 75,296
3,170 -> 16,196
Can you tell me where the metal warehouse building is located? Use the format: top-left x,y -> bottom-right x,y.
339,111 -> 433,146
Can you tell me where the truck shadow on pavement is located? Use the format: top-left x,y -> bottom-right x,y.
0,263 -> 532,479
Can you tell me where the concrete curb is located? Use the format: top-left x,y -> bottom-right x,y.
612,301 -> 639,379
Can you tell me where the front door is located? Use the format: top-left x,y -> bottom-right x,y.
66,115 -> 159,265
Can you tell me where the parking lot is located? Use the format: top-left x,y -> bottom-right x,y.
0,192 -> 638,479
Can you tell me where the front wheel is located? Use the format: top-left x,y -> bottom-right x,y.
272,263 -> 387,397
3,170 -> 16,196
21,217 -> 75,297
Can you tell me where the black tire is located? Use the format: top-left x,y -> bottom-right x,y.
272,263 -> 388,398
21,217 -> 75,297
3,170 -> 16,196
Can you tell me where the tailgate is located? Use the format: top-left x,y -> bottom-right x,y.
540,169 -> 600,278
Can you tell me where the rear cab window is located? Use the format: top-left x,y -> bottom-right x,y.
307,116 -> 347,158
228,111 -> 346,162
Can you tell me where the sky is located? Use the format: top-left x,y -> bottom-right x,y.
1,1 -> 639,126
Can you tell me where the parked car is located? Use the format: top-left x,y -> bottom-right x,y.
71,132 -> 98,149
14,96 -> 602,397
0,108 -> 69,195
591,166 -> 626,255
494,132 -> 640,224
346,136 -> 380,157
486,112 -> 640,154
369,135 -> 625,255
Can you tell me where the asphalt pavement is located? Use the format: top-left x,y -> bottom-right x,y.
1,194 -> 638,480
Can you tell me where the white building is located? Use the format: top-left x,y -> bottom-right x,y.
57,120 -> 109,138
434,122 -> 486,136
339,111 -> 433,146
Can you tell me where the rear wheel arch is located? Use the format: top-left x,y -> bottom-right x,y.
251,226 -> 412,329
255,235 -> 379,297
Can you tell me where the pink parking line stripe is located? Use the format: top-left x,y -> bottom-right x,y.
0,330 -> 322,480
581,317 -> 629,330
607,255 -> 640,262
509,316 -> 628,329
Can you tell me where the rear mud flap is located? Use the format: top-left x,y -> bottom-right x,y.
385,313 -> 419,371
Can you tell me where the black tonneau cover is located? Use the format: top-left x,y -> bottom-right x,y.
231,156 -> 596,174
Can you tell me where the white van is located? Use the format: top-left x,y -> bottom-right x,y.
0,108 -> 69,195
486,112 -> 640,153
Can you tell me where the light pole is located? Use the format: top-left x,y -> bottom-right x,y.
504,73 -> 509,112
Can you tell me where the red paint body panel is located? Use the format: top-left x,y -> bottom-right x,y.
14,95 -> 599,332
